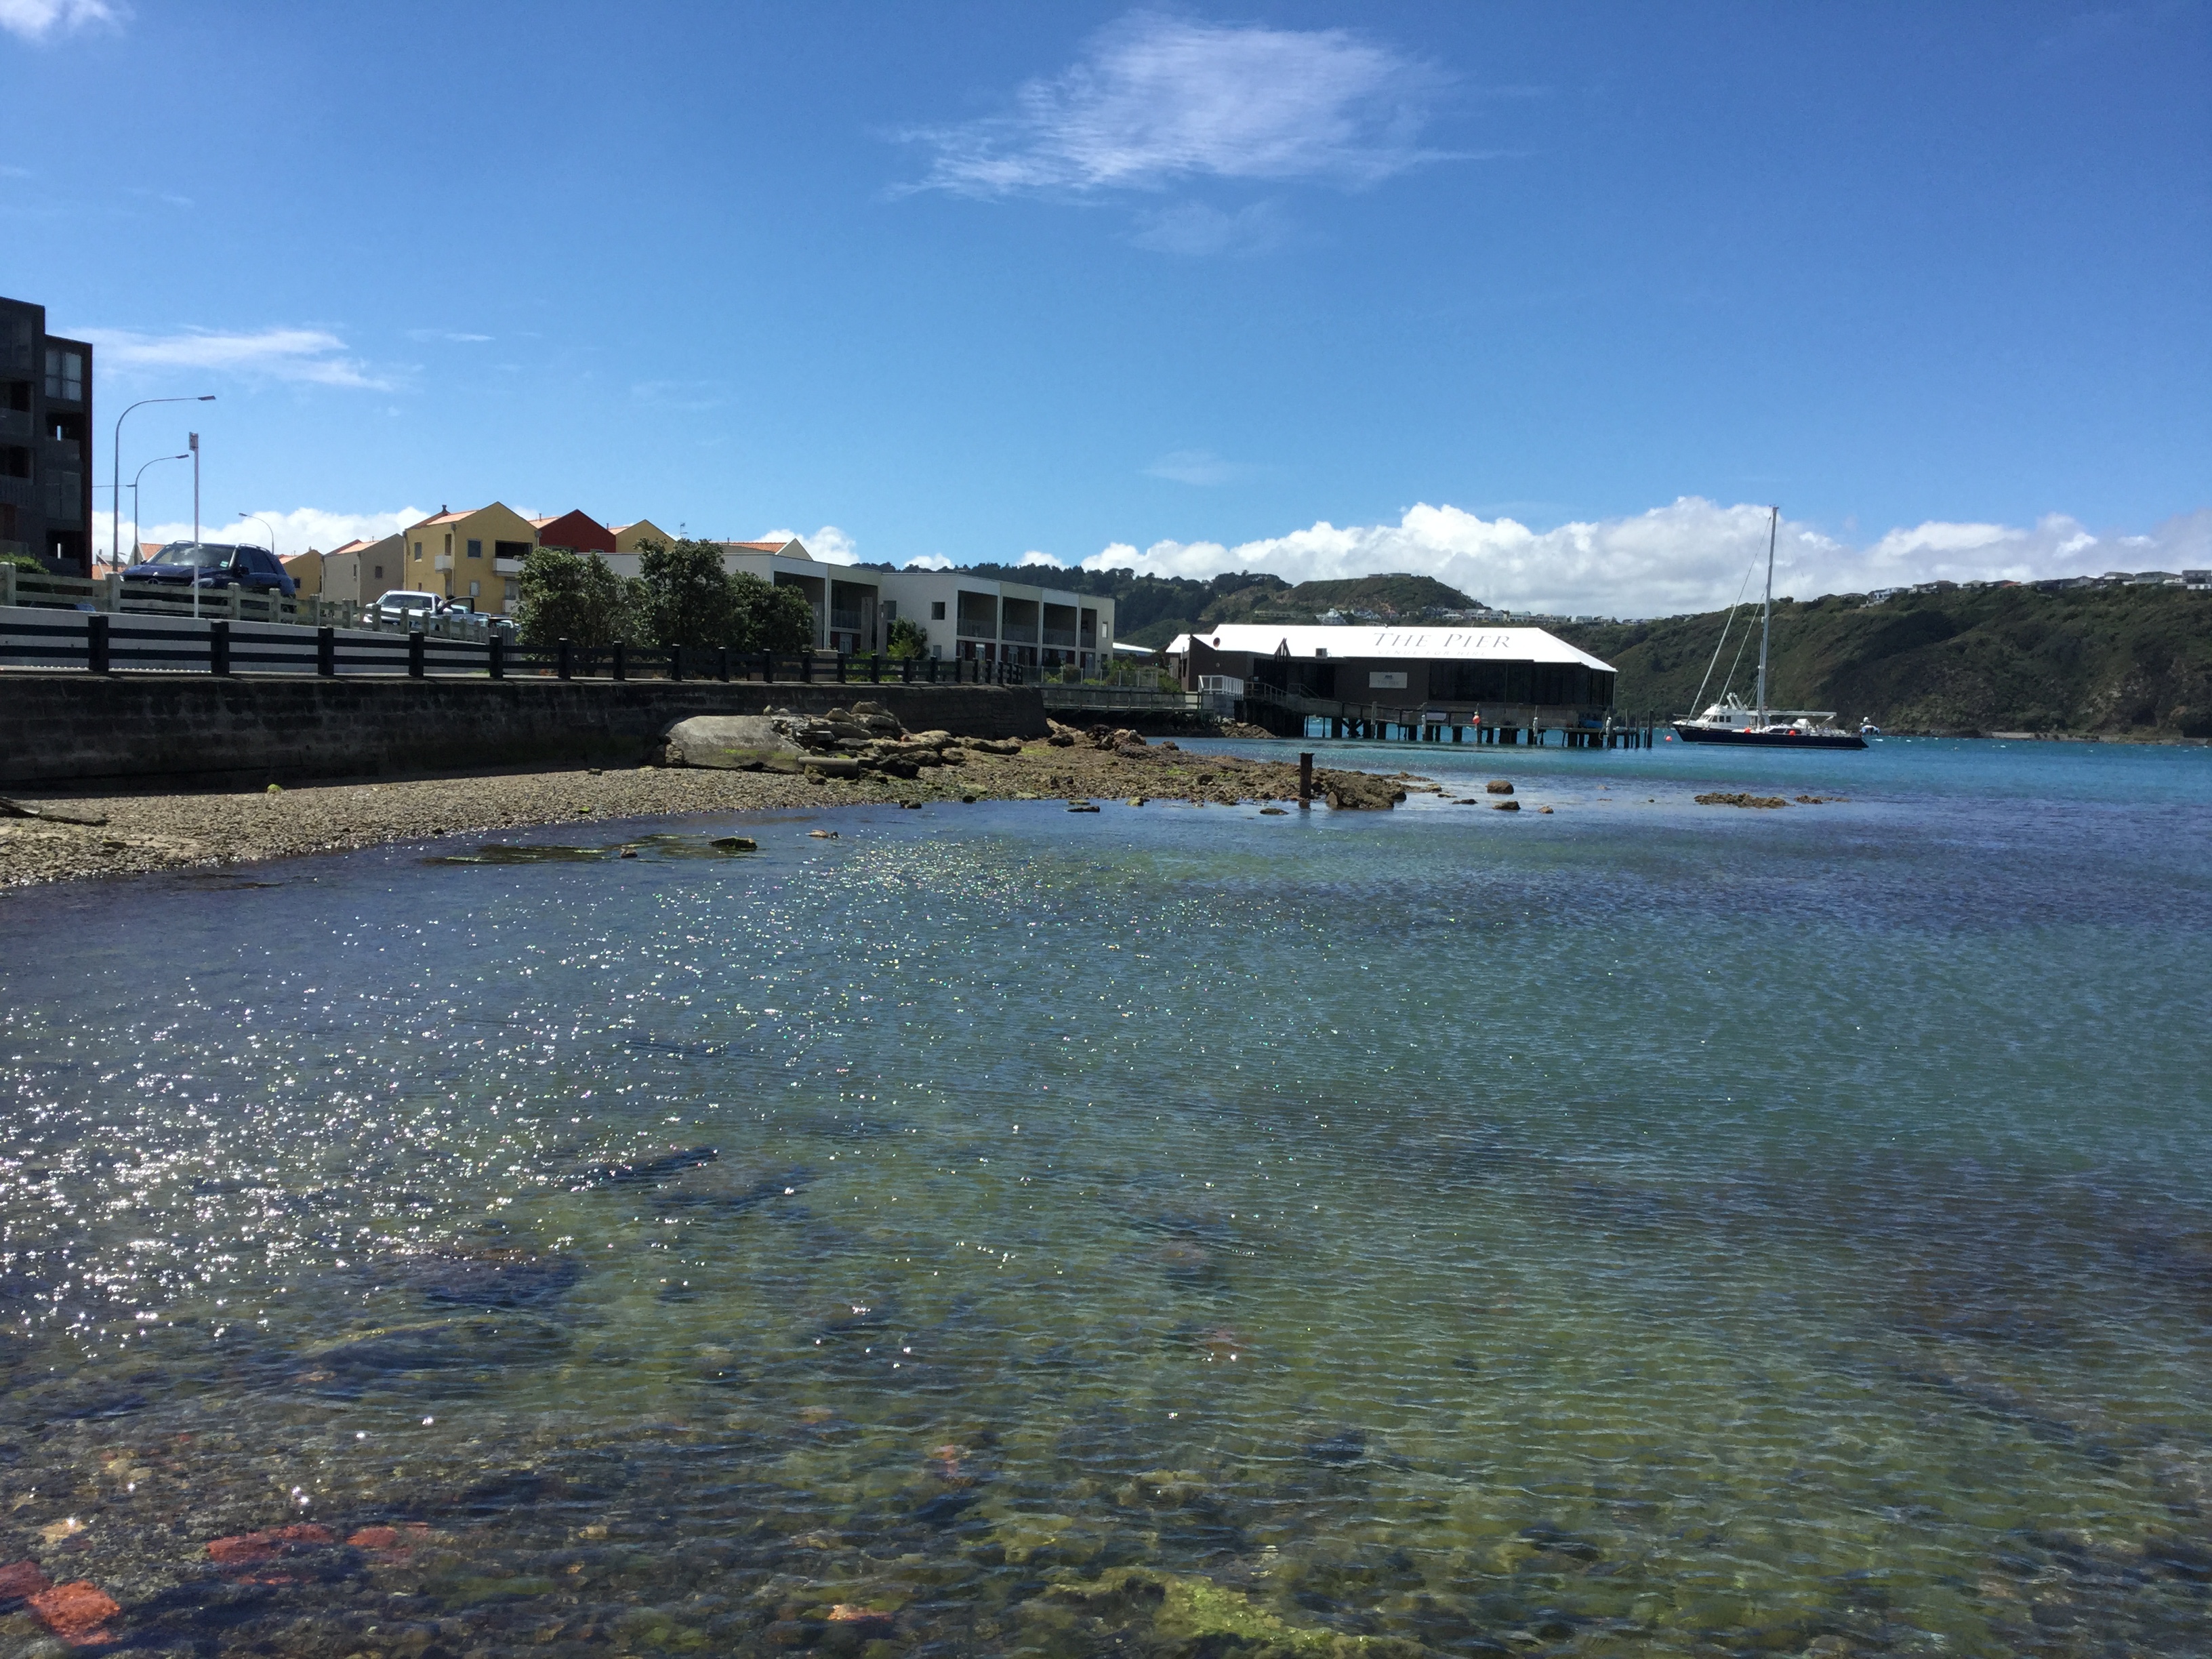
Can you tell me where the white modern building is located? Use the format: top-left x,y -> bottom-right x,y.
714,545 -> 1114,672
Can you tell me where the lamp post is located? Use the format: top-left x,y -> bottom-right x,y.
190,432 -> 201,620
237,512 -> 276,558
112,394 -> 214,570
130,452 -> 190,569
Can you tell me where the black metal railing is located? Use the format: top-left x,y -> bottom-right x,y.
0,611 -> 1031,687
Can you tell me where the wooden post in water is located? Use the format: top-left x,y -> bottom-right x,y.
1298,752 -> 1313,811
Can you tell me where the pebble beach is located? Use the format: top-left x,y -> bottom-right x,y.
0,731 -> 1403,890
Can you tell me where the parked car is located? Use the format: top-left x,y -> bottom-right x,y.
372,589 -> 441,626
125,542 -> 296,597
436,601 -> 518,641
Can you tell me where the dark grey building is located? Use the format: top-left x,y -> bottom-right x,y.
1,295 -> 94,575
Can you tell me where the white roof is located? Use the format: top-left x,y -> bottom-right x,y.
1166,623 -> 1614,673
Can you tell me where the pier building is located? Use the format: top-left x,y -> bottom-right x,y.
1164,623 -> 1623,743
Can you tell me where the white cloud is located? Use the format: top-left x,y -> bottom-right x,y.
1083,498 -> 2212,616
0,0 -> 121,42
761,525 -> 861,565
1017,550 -> 1068,569
96,506 -> 433,562
903,11 -> 1446,197
81,325 -> 389,390
902,554 -> 955,571
406,328 -> 493,344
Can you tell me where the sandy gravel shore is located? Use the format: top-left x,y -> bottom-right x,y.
0,737 -> 1399,891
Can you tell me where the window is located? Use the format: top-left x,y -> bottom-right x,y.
443,534 -> 452,557
468,579 -> 480,597
882,600 -> 897,622
466,539 -> 483,558
373,564 -> 384,579
413,541 -> 423,561
504,579 -> 518,602
42,348 -> 83,403
930,601 -> 946,620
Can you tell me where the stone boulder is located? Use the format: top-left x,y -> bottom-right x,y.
661,716 -> 814,772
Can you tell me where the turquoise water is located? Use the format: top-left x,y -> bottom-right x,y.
2,738 -> 2209,1656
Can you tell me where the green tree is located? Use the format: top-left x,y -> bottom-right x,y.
886,616 -> 930,659
635,538 -> 739,649
731,571 -> 817,653
515,548 -> 641,647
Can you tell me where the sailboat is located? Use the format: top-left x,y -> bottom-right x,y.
1671,508 -> 1866,751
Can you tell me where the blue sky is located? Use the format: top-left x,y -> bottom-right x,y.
3,0 -> 2207,611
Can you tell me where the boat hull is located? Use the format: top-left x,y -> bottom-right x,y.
1671,723 -> 1866,750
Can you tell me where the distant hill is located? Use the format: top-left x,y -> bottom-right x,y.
1555,585 -> 2212,737
1202,573 -> 1485,630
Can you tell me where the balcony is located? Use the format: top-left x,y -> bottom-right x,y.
493,557 -> 525,575
433,554 -> 454,571
1042,628 -> 1077,649
0,409 -> 31,443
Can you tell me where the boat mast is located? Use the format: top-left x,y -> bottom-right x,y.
1755,506 -> 1776,727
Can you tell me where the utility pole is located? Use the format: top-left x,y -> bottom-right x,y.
190,432 -> 201,621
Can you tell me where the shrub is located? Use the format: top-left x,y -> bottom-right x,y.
731,572 -> 816,653
636,538 -> 739,649
516,548 -> 641,647
886,617 -> 930,659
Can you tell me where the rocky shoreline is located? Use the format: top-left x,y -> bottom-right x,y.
0,716 -> 1401,892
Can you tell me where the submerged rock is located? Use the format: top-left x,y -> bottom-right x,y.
384,1246 -> 583,1309
0,1559 -> 51,1607
566,1145 -> 719,1191
1043,1566 -> 1420,1655
28,1578 -> 121,1643
206,1523 -> 335,1568
1695,792 -> 1788,808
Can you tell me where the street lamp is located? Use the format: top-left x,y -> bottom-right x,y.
237,512 -> 277,558
130,453 -> 190,568
112,394 -> 216,569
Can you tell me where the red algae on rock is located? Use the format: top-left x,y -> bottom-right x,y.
0,1559 -> 54,1605
205,1523 -> 335,1567
28,1579 -> 121,1645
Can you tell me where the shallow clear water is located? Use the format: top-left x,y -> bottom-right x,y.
3,738 -> 2209,1656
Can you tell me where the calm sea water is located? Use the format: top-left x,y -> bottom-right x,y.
2,737 -> 2208,1656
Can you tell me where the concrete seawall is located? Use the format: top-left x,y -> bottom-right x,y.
0,675 -> 1047,786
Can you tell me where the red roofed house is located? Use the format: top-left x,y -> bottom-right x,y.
529,510 -> 617,555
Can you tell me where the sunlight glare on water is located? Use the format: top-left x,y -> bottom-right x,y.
1,737 -> 2209,1656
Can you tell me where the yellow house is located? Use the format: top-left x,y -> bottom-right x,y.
609,518 -> 673,554
401,504 -> 539,614
283,550 -> 327,599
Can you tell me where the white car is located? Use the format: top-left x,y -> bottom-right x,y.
373,589 -> 441,626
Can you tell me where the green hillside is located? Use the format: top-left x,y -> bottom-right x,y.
1555,585 -> 2212,737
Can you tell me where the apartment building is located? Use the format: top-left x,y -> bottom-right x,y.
0,294 -> 94,575
286,534 -> 404,606
875,569 -> 1113,674
401,504 -> 539,613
